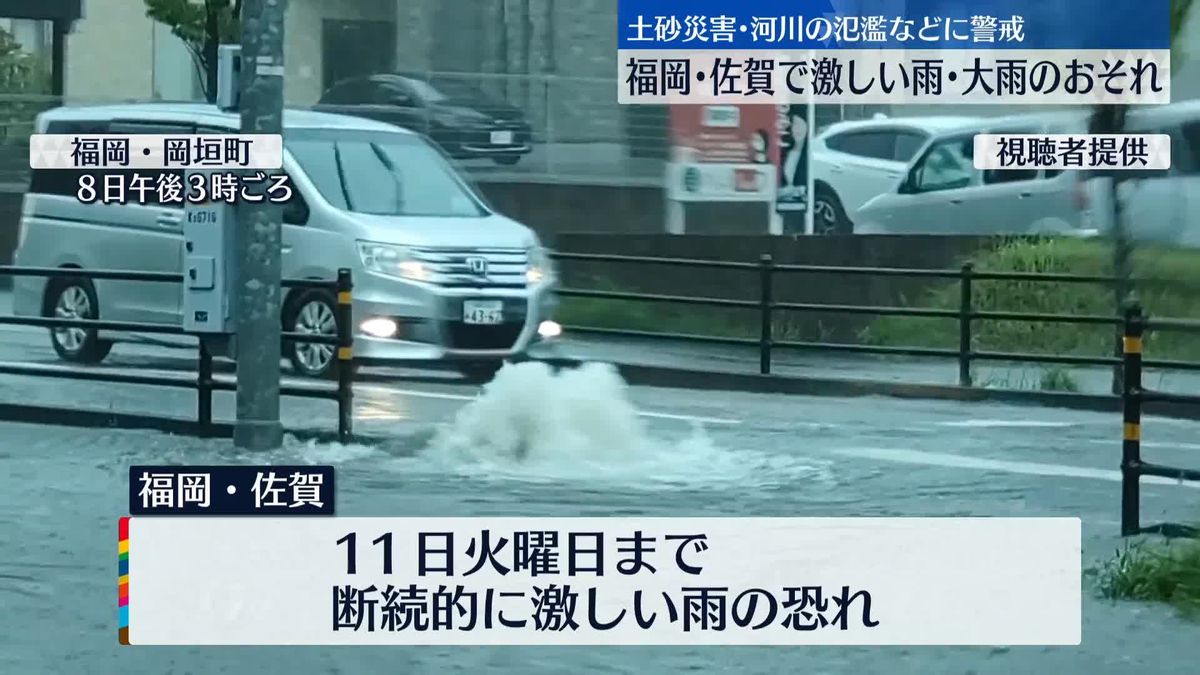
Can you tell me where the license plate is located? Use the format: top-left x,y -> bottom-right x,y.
490,130 -> 513,145
463,299 -> 504,325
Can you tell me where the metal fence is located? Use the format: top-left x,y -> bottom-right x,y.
551,251 -> 1200,385
0,265 -> 356,443
1120,303 -> 1200,538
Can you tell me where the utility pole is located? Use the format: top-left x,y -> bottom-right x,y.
233,0 -> 287,450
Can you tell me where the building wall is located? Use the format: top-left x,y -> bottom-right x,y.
61,0 -> 394,106
64,0 -> 156,102
151,20 -> 202,101
390,0 -> 622,144
284,0 -> 394,106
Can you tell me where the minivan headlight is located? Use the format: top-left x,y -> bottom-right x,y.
526,245 -> 555,285
357,241 -> 430,281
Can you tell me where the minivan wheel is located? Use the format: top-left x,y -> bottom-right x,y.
813,187 -> 852,235
284,291 -> 340,379
458,360 -> 505,384
46,278 -> 113,364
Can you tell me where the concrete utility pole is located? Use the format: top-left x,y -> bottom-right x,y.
234,0 -> 288,450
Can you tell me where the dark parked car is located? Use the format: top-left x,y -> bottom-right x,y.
314,73 -> 533,166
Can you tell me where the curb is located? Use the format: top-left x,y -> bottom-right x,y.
541,357 -> 1200,422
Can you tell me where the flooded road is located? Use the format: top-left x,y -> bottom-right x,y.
1,348 -> 1199,672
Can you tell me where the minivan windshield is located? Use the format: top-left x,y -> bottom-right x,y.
286,129 -> 489,218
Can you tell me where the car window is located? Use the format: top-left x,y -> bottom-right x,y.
321,82 -> 348,104
29,119 -> 110,197
285,129 -> 489,218
322,80 -> 364,104
1176,121 -> 1200,175
405,78 -> 450,103
911,135 -> 975,193
413,77 -> 492,104
281,174 -> 310,224
827,129 -> 930,163
108,121 -> 195,135
825,131 -> 895,160
893,131 -> 928,162
106,121 -> 195,206
373,80 -> 415,105
979,127 -> 1040,185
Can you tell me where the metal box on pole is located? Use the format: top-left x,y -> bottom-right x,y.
217,44 -> 242,112
182,44 -> 242,339
182,193 -> 237,335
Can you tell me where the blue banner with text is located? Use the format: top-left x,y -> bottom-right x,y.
618,0 -> 1171,51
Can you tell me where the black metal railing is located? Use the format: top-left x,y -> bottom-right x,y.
552,252 -> 1200,385
1120,303 -> 1200,538
0,266 -> 355,443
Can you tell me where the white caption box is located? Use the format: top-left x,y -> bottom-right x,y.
123,517 -> 1081,646
30,134 -> 284,170
973,134 -> 1172,170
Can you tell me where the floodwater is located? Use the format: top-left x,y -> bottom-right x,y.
2,360 -> 1199,674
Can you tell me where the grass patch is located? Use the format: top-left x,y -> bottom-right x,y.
1039,367 -> 1080,392
862,238 -> 1200,361
1090,538 -> 1200,620
977,366 -> 1080,392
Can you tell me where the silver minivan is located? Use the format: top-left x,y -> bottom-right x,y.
11,103 -> 561,381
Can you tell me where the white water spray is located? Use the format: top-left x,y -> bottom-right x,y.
417,361 -> 830,488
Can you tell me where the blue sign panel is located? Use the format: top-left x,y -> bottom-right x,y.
618,0 -> 1171,50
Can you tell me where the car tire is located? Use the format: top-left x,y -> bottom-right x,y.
493,154 -> 522,166
45,276 -> 113,364
457,360 -> 505,384
813,186 -> 853,235
283,290 -> 344,380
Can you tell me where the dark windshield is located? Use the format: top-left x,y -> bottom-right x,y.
286,129 -> 488,218
407,78 -> 493,105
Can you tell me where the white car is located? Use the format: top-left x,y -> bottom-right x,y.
852,102 -> 1200,244
810,115 -> 984,234
853,111 -> 1095,237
